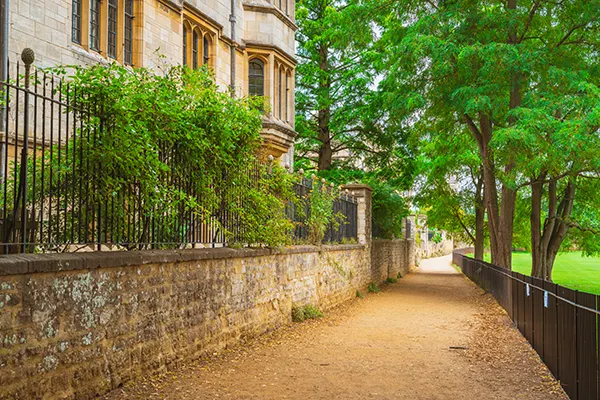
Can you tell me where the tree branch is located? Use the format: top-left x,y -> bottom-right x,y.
518,0 -> 543,43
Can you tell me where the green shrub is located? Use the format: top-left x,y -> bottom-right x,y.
368,282 -> 380,293
303,305 -> 324,319
291,304 -> 324,322
292,306 -> 305,322
386,277 -> 398,284
397,272 -> 403,279
356,290 -> 364,299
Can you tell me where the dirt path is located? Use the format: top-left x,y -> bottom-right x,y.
104,255 -> 566,400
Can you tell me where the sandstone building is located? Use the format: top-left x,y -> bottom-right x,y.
8,0 -> 297,163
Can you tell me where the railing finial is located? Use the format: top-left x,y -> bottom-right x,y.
21,48 -> 35,66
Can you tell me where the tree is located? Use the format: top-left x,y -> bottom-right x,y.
295,0 -> 379,170
415,128 -> 486,259
376,0 -> 600,272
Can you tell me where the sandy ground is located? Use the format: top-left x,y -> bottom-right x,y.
103,255 -> 567,400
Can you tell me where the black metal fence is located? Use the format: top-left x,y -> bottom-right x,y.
0,53 -> 358,253
287,176 -> 358,244
453,250 -> 599,400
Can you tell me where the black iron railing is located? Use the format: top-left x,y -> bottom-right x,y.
287,176 -> 358,244
0,52 -> 358,253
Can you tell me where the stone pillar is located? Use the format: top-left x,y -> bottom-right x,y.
343,184 -> 372,246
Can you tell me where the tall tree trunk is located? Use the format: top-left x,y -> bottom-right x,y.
474,167 -> 485,260
531,177 -> 576,281
492,0 -> 521,270
530,174 -> 545,277
478,114 -> 503,265
317,43 -> 332,171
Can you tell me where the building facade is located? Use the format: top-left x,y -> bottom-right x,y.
8,0 -> 297,163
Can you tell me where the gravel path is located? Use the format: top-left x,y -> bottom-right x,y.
104,255 -> 567,400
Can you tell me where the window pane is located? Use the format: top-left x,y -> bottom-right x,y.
108,0 -> 118,59
278,68 -> 282,119
90,0 -> 101,51
183,25 -> 188,66
249,59 -> 264,97
124,0 -> 134,65
192,30 -> 199,69
203,36 -> 209,65
285,73 -> 289,121
71,0 -> 81,44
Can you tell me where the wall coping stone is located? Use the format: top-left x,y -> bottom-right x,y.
372,238 -> 413,244
0,244 -> 366,276
342,184 -> 373,193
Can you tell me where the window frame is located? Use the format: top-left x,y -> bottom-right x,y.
89,0 -> 101,52
285,71 -> 290,122
72,0 -> 82,44
183,23 -> 189,67
192,29 -> 199,69
72,0 -> 138,65
107,0 -> 118,59
203,35 -> 210,65
248,58 -> 265,98
124,0 -> 134,65
278,66 -> 283,120
182,15 -> 216,69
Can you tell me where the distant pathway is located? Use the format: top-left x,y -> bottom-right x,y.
104,255 -> 566,400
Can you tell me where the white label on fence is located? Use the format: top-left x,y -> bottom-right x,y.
544,291 -> 549,308
526,284 -> 530,297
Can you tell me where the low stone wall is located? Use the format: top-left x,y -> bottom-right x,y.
371,239 -> 415,284
0,245 -> 369,400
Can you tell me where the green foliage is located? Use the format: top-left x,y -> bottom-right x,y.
315,169 -> 410,239
295,0 -> 381,170
431,231 -> 443,245
370,179 -> 409,239
356,290 -> 364,299
375,0 -> 600,271
11,63 -> 299,250
236,165 -> 297,248
367,282 -> 380,293
386,277 -> 398,284
397,272 -> 403,279
291,304 -> 324,322
295,176 -> 346,245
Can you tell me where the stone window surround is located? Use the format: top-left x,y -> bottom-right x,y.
182,10 -> 218,69
246,46 -> 295,129
71,0 -> 142,66
274,60 -> 293,124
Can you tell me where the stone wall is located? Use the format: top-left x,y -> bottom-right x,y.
371,239 -> 415,284
0,244 -> 369,399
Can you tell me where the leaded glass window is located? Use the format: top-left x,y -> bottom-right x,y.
249,59 -> 265,97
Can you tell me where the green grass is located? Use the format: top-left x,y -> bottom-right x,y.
481,252 -> 600,295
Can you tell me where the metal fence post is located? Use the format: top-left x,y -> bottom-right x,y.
19,49 -> 34,252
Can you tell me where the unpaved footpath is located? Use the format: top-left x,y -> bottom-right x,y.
104,255 -> 566,400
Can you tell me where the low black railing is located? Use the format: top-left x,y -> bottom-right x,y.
454,251 -> 598,400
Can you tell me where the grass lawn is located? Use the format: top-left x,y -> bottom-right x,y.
480,252 -> 600,295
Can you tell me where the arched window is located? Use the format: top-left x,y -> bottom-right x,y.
249,59 -> 265,97
183,24 -> 188,66
203,35 -> 210,65
192,29 -> 199,69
